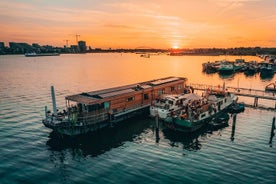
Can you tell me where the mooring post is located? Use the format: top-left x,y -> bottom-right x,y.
108,111 -> 113,127
45,106 -> 48,119
231,113 -> 237,141
155,110 -> 160,143
253,97 -> 258,107
272,117 -> 275,132
269,117 -> 275,145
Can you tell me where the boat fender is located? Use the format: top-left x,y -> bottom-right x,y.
195,113 -> 199,120
181,113 -> 187,119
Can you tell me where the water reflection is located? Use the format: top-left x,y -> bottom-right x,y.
260,73 -> 274,81
218,73 -> 234,80
244,72 -> 258,78
162,114 -> 232,151
47,118 -> 152,157
162,128 -> 205,151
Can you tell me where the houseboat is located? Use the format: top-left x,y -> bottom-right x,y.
42,77 -> 187,135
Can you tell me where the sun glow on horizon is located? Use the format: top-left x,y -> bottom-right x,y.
172,45 -> 179,49
1,0 -> 276,48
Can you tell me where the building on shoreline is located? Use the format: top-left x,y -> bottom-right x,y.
0,41 -> 276,55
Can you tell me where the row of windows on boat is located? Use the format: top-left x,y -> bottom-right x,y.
60,84 -> 186,114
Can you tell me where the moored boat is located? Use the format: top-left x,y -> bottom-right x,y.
218,62 -> 234,74
233,59 -> 246,72
42,77 -> 187,136
228,102 -> 245,113
208,112 -> 230,130
25,52 -> 60,57
260,63 -> 274,78
149,93 -> 201,119
244,62 -> 259,76
163,89 -> 238,132
202,61 -> 221,73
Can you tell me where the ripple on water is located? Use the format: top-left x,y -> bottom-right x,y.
1,55 -> 276,184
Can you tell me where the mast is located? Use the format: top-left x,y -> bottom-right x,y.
51,86 -> 57,116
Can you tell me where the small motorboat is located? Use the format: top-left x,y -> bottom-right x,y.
208,112 -> 230,130
228,102 -> 245,113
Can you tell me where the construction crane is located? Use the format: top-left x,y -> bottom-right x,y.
63,40 -> 69,47
75,34 -> 80,44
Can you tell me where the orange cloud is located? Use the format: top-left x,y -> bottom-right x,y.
1,0 -> 276,48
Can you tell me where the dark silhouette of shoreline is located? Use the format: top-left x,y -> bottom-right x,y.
0,41 -> 275,56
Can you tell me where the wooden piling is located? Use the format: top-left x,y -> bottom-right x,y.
231,113 -> 237,141
253,97 -> 258,107
155,110 -> 160,143
273,117 -> 276,130
45,106 -> 48,119
269,117 -> 275,145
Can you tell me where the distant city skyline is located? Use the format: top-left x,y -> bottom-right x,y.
1,0 -> 276,49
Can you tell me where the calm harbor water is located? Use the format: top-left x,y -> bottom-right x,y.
0,53 -> 276,184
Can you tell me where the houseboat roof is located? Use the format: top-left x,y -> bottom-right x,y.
66,76 -> 186,105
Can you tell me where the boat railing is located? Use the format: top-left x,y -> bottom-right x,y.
45,103 -> 150,127
45,109 -> 110,126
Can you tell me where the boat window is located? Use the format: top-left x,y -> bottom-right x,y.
158,89 -> 165,95
144,93 -> 149,100
178,84 -> 183,90
104,102 -> 110,109
171,86 -> 175,92
87,103 -> 104,112
127,97 -> 135,102
83,104 -> 88,111
201,114 -> 206,118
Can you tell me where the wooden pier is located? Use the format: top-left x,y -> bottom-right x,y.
190,83 -> 276,109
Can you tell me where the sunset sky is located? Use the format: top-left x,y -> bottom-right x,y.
1,0 -> 276,49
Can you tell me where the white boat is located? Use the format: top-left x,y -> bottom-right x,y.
150,93 -> 201,119
25,52 -> 60,57
163,89 -> 238,132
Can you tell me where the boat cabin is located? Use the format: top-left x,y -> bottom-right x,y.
64,77 -> 187,123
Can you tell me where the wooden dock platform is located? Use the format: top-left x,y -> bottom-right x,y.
190,83 -> 276,109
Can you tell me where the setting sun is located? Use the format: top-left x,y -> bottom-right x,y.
172,45 -> 179,49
